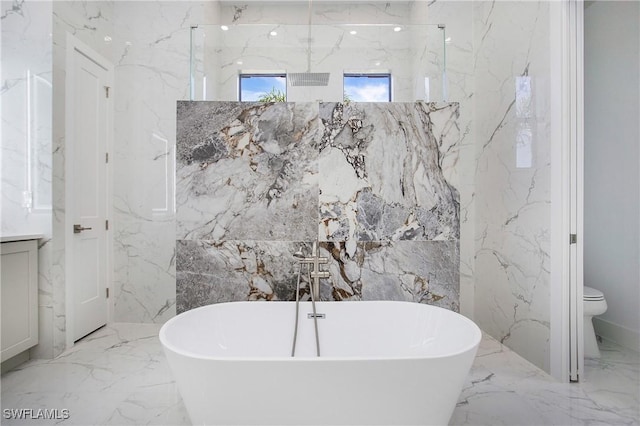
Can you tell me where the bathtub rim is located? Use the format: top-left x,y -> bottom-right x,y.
159,300 -> 482,362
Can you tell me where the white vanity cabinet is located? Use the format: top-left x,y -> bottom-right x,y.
1,239 -> 39,362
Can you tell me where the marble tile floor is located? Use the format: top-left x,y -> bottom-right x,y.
1,323 -> 638,425
451,337 -> 639,425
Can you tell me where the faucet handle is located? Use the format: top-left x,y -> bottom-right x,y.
310,270 -> 330,279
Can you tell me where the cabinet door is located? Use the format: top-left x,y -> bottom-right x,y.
1,240 -> 38,362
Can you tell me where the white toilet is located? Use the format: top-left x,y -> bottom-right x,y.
583,286 -> 608,358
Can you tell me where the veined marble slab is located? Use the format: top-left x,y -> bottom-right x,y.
176,240 -> 312,313
318,102 -> 460,242
322,240 -> 459,311
176,101 -> 320,242
472,0 -> 552,372
176,239 -> 459,313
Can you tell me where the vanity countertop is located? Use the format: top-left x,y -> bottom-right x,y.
1,234 -> 45,243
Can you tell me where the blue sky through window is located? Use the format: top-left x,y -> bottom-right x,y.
239,74 -> 286,101
344,74 -> 391,102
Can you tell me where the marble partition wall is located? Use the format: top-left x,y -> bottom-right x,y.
176,101 -> 460,313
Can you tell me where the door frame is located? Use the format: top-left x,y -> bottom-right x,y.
64,33 -> 114,348
550,0 -> 584,382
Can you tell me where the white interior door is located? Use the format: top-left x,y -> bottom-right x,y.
68,38 -> 111,341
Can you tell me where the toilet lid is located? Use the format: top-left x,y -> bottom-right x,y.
584,286 -> 604,301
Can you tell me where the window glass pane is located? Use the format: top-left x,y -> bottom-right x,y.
239,74 -> 286,101
343,74 -> 391,102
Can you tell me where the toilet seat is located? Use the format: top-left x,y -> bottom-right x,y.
584,286 -> 605,301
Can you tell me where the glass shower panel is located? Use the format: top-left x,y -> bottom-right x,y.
190,24 -> 446,103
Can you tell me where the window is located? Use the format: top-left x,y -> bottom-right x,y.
343,73 -> 391,102
239,74 -> 286,102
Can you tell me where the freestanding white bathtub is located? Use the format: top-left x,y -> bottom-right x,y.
160,301 -> 481,426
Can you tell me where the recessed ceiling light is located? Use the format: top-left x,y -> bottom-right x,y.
270,31 -> 278,36
445,37 -> 452,44
237,60 -> 243,65
104,35 -> 112,42
350,30 -> 357,35
375,61 -> 381,66
393,26 -> 402,32
220,25 -> 229,31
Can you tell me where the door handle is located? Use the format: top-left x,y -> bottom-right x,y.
73,224 -> 93,234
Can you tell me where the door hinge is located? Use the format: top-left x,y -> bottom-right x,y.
105,152 -> 109,163
105,86 -> 110,98
106,288 -> 110,298
570,233 -> 577,244
105,220 -> 109,230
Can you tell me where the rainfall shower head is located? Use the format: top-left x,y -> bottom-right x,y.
288,0 -> 330,87
288,72 -> 330,87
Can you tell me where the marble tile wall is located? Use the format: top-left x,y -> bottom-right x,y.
199,2 -> 438,103
219,2 -> 415,25
1,0 -> 53,359
176,101 -> 460,313
425,1 -> 476,320
471,1 -> 552,372
110,2 -> 217,323
1,0 -> 53,237
398,0 -> 554,374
